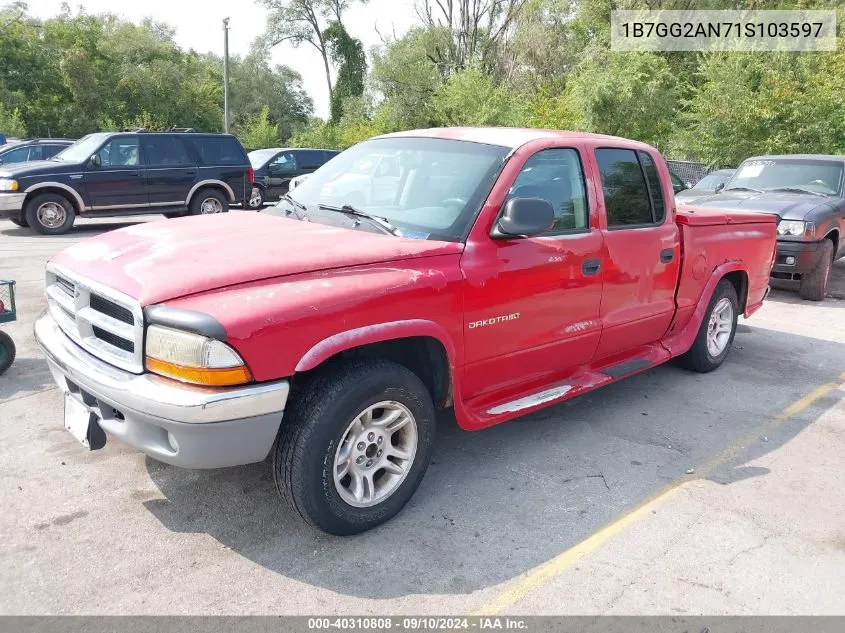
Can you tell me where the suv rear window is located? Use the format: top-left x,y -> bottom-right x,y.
189,136 -> 245,166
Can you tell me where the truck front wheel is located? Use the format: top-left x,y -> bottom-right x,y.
273,358 -> 436,535
799,239 -> 834,301
680,279 -> 739,373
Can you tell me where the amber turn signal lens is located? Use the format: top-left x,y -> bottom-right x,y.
145,357 -> 252,387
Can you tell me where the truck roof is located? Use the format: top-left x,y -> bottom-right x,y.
377,127 -> 657,152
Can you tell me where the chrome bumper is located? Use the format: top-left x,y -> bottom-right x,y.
0,192 -> 25,215
35,310 -> 289,468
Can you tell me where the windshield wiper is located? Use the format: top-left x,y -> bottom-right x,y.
281,193 -> 308,220
724,186 -> 763,193
318,203 -> 400,236
768,187 -> 826,197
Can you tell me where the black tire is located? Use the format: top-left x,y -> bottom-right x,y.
9,217 -> 28,228
273,358 -> 436,535
799,239 -> 834,301
24,193 -> 75,235
679,279 -> 739,373
163,211 -> 187,219
188,188 -> 229,215
0,331 -> 16,376
247,186 -> 265,210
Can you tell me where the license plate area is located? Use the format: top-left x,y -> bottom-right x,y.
64,393 -> 105,450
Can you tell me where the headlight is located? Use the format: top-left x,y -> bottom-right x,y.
0,179 -> 19,192
777,220 -> 805,237
145,325 -> 252,386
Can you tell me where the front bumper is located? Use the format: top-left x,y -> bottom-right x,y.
770,239 -> 826,279
34,311 -> 289,468
0,192 -> 25,219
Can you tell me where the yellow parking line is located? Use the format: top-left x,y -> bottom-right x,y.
470,374 -> 845,616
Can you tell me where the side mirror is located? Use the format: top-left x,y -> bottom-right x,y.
715,182 -> 726,193
89,154 -> 101,168
493,197 -> 555,238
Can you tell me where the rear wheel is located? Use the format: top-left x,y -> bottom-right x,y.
799,239 -> 834,301
680,279 -> 739,373
24,193 -> 75,235
0,331 -> 16,375
273,358 -> 436,535
189,189 -> 229,215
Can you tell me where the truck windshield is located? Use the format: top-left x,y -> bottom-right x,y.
53,133 -> 110,163
279,137 -> 509,242
725,159 -> 843,196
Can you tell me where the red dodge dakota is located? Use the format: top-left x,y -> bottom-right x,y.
35,128 -> 777,534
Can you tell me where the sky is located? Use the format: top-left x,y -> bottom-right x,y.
25,0 -> 419,119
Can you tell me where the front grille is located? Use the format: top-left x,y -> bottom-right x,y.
46,266 -> 144,373
90,294 -> 134,325
92,326 -> 135,352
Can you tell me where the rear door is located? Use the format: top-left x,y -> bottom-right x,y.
83,135 -> 148,210
141,135 -> 196,207
461,146 -> 605,400
590,147 -> 681,360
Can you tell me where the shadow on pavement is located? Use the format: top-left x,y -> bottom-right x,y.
142,323 -> 845,599
0,356 -> 54,401
1,221 -> 145,238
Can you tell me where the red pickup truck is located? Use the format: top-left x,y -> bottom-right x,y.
36,128 -> 776,534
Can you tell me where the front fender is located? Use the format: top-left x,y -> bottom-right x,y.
295,319 -> 458,372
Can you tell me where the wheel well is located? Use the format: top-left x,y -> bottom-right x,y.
190,185 -> 230,206
825,230 -> 839,256
293,336 -> 452,409
723,270 -> 748,312
24,188 -> 81,215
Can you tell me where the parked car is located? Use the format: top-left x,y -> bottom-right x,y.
675,169 -> 736,204
693,154 -> 845,300
247,147 -> 339,209
669,170 -> 692,194
0,131 -> 253,234
34,128 -> 776,534
0,138 -> 74,165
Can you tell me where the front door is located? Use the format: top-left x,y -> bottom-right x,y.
266,150 -> 298,198
461,147 -> 605,401
83,135 -> 148,210
589,147 -> 681,360
141,135 -> 196,207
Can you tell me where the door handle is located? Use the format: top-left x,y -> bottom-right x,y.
582,258 -> 601,276
127,172 -> 141,177
660,248 -> 675,263
185,170 -> 197,176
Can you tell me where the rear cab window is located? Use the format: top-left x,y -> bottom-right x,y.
595,148 -> 667,228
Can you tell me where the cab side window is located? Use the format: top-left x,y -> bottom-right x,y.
142,136 -> 193,166
97,137 -> 140,167
595,148 -> 667,227
505,148 -> 589,235
271,151 -> 297,173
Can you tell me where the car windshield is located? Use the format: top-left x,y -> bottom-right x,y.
53,133 -> 110,162
694,172 -> 731,190
248,149 -> 279,168
275,137 -> 509,242
725,159 -> 843,196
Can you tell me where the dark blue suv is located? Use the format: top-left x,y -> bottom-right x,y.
0,131 -> 253,234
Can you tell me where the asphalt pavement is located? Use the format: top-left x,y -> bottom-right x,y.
1,216 -> 843,615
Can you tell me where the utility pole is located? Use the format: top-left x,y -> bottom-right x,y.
223,17 -> 230,133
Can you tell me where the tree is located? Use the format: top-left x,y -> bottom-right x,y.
260,0 -> 368,116
0,102 -> 26,137
239,106 -> 281,149
323,21 -> 366,122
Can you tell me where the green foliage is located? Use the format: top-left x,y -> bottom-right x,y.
323,21 -> 366,122
239,106 -> 282,149
432,68 -> 528,127
0,4 -> 312,139
0,102 -> 26,137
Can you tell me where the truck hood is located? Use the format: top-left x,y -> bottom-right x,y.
50,213 -> 464,306
0,159 -> 80,178
692,189 -> 836,221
